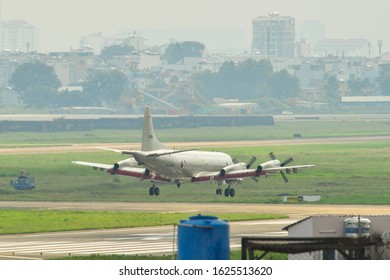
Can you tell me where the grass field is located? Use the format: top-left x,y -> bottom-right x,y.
0,210 -> 286,234
1,138 -> 390,204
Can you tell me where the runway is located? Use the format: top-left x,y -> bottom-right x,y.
0,219 -> 292,260
2,202 -> 390,259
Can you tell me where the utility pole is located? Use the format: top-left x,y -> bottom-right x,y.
378,40 -> 383,59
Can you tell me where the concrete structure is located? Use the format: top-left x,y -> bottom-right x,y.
282,195 -> 321,203
342,96 -> 390,104
252,12 -> 295,58
284,215 -> 390,260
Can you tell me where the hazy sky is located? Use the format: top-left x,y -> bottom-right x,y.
2,0 -> 389,53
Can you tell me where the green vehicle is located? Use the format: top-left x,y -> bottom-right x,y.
10,171 -> 35,190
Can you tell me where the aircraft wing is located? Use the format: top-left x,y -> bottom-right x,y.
262,164 -> 315,172
191,169 -> 262,183
191,164 -> 314,183
72,161 -> 171,183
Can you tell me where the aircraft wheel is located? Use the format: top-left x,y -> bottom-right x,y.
229,188 -> 236,197
224,188 -> 230,197
149,187 -> 155,196
216,188 -> 222,195
154,187 -> 160,196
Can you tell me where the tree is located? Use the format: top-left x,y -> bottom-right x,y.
84,70 -> 128,105
379,73 -> 390,96
238,59 -> 273,98
266,70 -> 300,99
324,75 -> 340,101
163,41 -> 205,64
192,59 -> 273,100
100,45 -> 136,61
348,78 -> 372,96
10,62 -> 61,107
22,86 -> 59,108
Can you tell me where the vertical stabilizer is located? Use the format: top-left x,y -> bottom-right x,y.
141,105 -> 167,151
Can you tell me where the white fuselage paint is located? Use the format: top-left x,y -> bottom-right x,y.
132,150 -> 234,179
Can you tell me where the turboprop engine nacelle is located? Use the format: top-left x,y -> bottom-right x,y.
259,160 -> 281,173
113,158 -> 139,172
225,178 -> 243,185
219,162 -> 247,177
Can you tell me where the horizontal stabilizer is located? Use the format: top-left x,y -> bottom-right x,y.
72,161 -> 112,170
95,147 -> 123,153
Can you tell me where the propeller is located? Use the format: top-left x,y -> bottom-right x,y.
246,156 -> 257,169
269,152 -> 293,183
281,157 -> 293,167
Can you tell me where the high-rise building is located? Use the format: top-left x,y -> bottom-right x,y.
252,12 -> 295,58
1,20 -> 38,52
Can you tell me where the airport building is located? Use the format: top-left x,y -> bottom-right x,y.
252,12 -> 295,58
283,215 -> 390,260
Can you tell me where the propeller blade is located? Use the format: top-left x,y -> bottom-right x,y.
280,171 -> 289,183
269,152 -> 276,160
281,157 -> 293,167
246,156 -> 257,169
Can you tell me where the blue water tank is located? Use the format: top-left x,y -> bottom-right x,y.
177,215 -> 230,260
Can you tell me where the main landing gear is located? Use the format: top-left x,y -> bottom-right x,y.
149,185 -> 160,196
216,186 -> 235,197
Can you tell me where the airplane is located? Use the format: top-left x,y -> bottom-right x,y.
72,105 -> 314,197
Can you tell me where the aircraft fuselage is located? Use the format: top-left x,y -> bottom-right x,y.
132,150 -> 234,179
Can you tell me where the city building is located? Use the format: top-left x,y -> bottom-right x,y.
48,51 -> 95,86
79,32 -> 107,54
252,12 -> 295,58
314,39 -> 370,57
